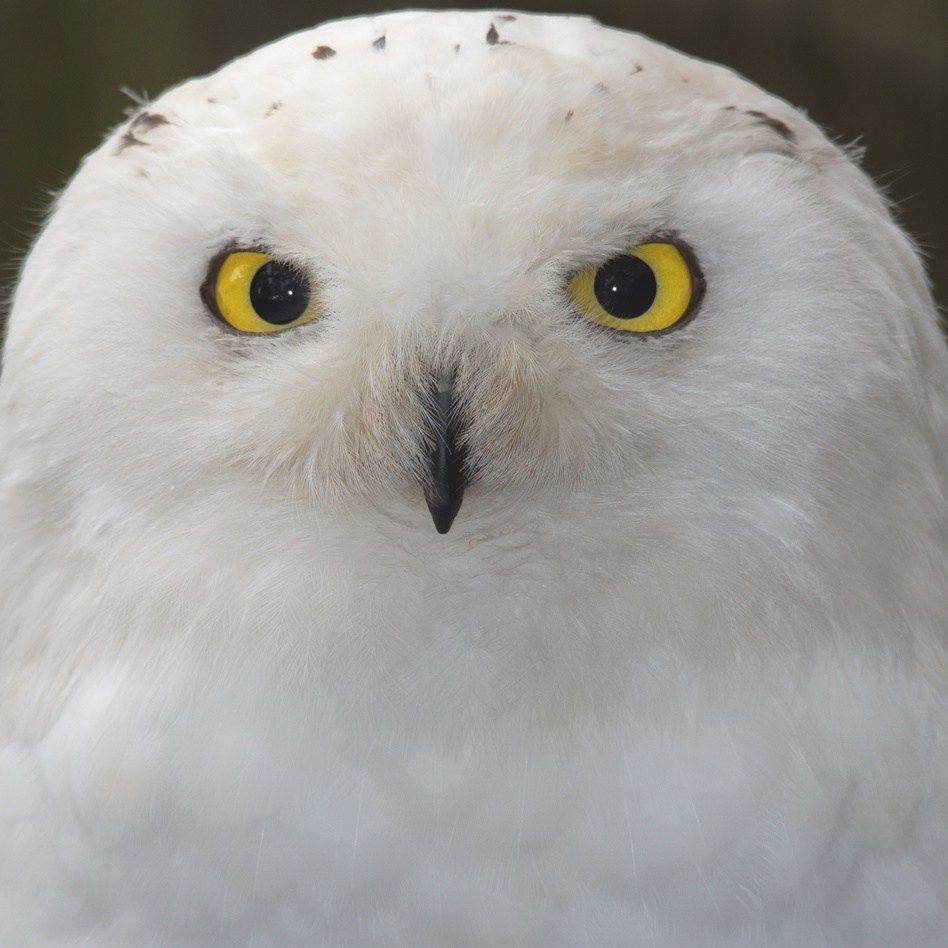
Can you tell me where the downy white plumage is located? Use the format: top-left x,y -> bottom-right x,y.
1,10 -> 946,945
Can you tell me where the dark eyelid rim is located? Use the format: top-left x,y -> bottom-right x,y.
201,238 -> 705,339
565,235 -> 706,338
200,244 -> 315,335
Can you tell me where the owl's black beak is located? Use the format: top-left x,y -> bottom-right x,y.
421,375 -> 468,534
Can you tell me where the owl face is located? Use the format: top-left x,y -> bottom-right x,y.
4,12 -> 934,560
3,10 -> 945,741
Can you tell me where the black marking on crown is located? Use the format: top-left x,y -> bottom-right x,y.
746,109 -> 796,142
485,23 -> 512,46
265,101 -> 282,117
312,45 -> 336,59
115,111 -> 170,154
497,13 -> 517,21
115,130 -> 144,154
131,111 -> 170,133
373,34 -> 386,50
631,63 -> 643,75
722,105 -> 797,148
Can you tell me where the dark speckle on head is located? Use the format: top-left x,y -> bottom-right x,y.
206,97 -> 218,105
372,34 -> 386,51
131,111 -> 170,133
631,63 -> 643,75
115,131 -> 145,155
453,43 -> 461,53
565,109 -> 574,123
746,109 -> 796,142
115,111 -> 170,155
312,45 -> 336,60
497,13 -> 516,21
593,82 -> 609,94
265,101 -> 282,117
486,23 -> 499,45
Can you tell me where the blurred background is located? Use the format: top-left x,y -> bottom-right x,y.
1,0 -> 945,315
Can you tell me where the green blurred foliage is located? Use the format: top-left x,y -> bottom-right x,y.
1,0 -> 945,309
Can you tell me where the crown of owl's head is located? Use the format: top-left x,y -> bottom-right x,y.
2,12 -> 945,677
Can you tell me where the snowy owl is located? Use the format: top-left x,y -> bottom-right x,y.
1,8 -> 947,945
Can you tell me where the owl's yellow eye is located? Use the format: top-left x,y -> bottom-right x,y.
567,241 -> 702,334
202,250 -> 321,334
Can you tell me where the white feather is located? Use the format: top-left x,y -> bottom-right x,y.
1,10 -> 946,945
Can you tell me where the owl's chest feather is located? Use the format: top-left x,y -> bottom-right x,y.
5,651 -> 944,945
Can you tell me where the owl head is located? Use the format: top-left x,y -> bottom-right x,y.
2,12 -> 945,721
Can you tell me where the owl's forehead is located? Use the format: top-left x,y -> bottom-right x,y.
103,10 -> 805,210
182,9 -> 737,112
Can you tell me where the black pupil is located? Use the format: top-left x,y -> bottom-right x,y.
593,254 -> 657,320
249,261 -> 310,325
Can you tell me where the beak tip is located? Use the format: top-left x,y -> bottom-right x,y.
425,493 -> 463,534
421,372 -> 468,537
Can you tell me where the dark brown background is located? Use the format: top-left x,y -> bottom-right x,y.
1,0 -> 945,319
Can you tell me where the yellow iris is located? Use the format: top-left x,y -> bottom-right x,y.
206,250 -> 320,334
567,242 -> 699,334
